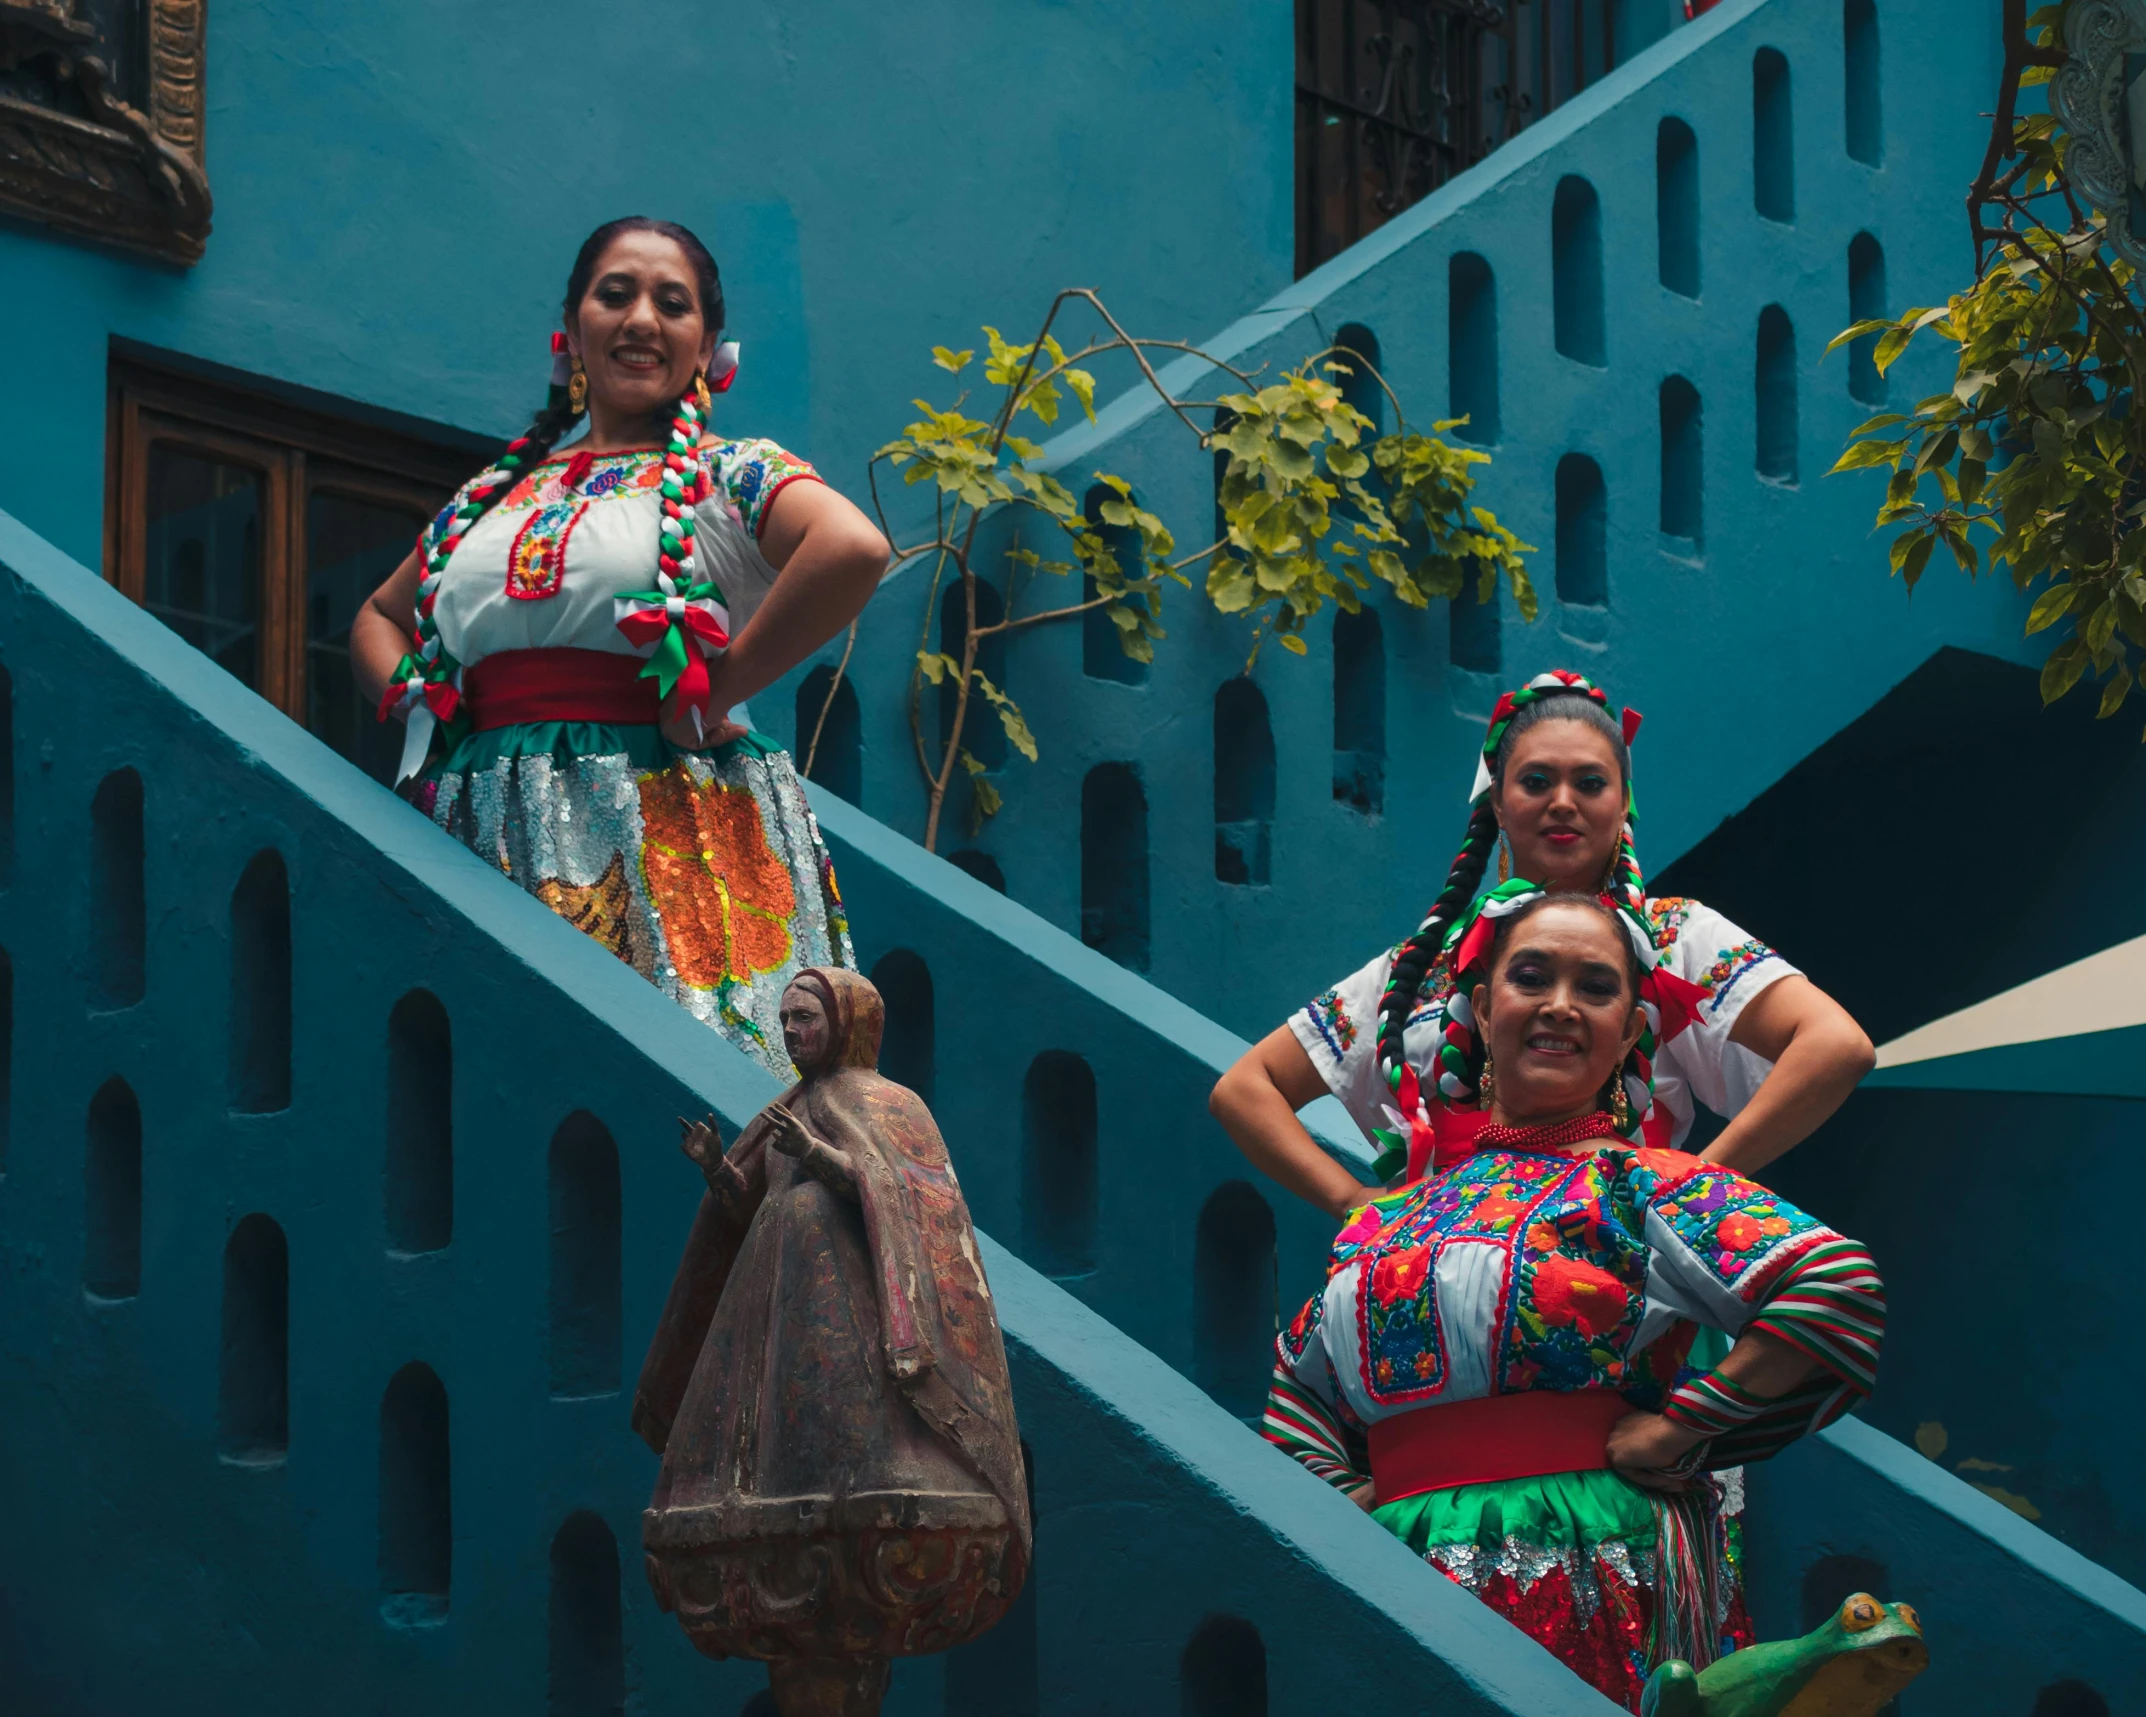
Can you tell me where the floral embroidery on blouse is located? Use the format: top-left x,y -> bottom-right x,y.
1646,896 -> 1695,948
497,450 -> 668,513
1306,987 -> 1358,1060
713,438 -> 821,539
1701,939 -> 1780,1011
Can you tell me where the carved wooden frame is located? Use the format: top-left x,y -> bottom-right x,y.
0,0 -> 212,266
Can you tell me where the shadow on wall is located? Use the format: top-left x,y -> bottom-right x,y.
1181,1612 -> 1267,1717
1655,647 -> 2146,1044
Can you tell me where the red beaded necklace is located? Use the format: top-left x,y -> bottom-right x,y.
1474,1111 -> 1624,1154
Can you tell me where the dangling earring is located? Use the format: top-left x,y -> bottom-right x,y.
568,354 -> 589,415
694,368 -> 714,418
1478,1051 -> 1495,1107
1611,1077 -> 1633,1132
1497,833 -> 1512,884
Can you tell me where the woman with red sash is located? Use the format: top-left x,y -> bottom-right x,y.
352,218 -> 887,1076
1213,671 -> 1875,1206
1263,891 -> 1885,1709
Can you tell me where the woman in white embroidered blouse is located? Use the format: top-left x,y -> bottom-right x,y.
351,218 -> 888,1077
1210,671 -> 1875,1217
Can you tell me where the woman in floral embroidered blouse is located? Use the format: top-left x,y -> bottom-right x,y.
352,219 -> 888,1077
1265,892 -> 1885,1710
1211,671 -> 1875,1215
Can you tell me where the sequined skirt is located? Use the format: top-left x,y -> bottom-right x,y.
414,720 -> 853,1081
1373,1469 -> 1751,1712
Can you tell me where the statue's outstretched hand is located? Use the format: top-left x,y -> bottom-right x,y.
765,1103 -> 819,1159
678,1114 -> 724,1172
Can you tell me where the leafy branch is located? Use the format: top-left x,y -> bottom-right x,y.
1826,2 -> 2146,727
846,288 -> 1535,851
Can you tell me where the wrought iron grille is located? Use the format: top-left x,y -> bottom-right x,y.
1295,0 -> 1628,277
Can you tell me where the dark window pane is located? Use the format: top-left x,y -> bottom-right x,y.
308,491 -> 426,785
144,451 -> 264,690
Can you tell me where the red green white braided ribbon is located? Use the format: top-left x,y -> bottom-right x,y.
611,393 -> 731,740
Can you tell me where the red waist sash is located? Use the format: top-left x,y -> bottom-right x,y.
462,648 -> 659,731
1368,1390 -> 1628,1504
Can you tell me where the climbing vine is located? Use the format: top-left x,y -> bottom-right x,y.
1828,1 -> 2146,730
810,288 -> 1535,850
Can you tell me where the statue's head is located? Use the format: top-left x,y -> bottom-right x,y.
782,969 -> 885,1078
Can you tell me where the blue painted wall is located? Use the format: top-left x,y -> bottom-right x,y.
0,0 -> 1292,574
760,0 -> 2036,1051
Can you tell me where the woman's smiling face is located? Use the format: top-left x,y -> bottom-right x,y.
567,229 -> 715,431
1494,719 -> 1626,896
1471,900 -> 1644,1126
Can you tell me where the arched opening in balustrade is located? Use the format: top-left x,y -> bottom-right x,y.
90,767 -> 145,1010
1448,253 -> 1500,445
2032,1681 -> 2112,1717
0,945 -> 10,1174
869,948 -> 935,1104
85,1075 -> 141,1300
1756,306 -> 1800,485
1800,1552 -> 1890,1631
548,1511 -> 624,1717
1657,117 -> 1699,299
1754,47 -> 1794,223
947,848 -> 1006,893
230,849 -> 292,1113
1556,454 -> 1609,609
219,1213 -> 288,1464
1180,1612 -> 1267,1717
1552,178 -> 1605,367
1660,376 -> 1704,550
1213,678 -> 1275,886
1023,1051 -> 1097,1277
549,1113 -> 620,1400
378,1361 -> 450,1626
1193,1180 -> 1276,1420
385,990 -> 452,1256
795,664 -> 862,805
941,577 -> 1008,769
1080,764 -> 1148,971
1333,322 -> 1382,433
0,661 -> 13,888
1849,232 -> 1888,407
1332,606 -> 1384,815
1449,584 -> 1501,674
945,1440 -> 1039,1713
1083,484 -> 1148,685
1844,0 -> 1882,167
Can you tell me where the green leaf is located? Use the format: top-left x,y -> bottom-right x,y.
1830,437 -> 1910,475
1277,632 -> 1308,656
2041,639 -> 2089,705
932,346 -> 974,373
2098,665 -> 2133,719
2024,580 -> 2075,635
915,650 -> 961,686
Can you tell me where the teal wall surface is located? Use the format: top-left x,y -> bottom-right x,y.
0,0 -> 1292,574
758,0 -> 2035,1053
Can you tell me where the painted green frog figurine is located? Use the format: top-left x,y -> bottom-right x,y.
1641,1593 -> 1928,1717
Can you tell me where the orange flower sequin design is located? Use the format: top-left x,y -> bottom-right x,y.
638,771 -> 799,990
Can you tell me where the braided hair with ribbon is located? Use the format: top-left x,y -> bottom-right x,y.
1371,670 -> 1686,1179
380,217 -> 744,782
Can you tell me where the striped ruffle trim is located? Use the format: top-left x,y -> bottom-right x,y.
1663,1240 -> 1884,1466
1262,1364 -> 1372,1498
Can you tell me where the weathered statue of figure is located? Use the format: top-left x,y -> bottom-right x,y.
633,967 -> 1030,1717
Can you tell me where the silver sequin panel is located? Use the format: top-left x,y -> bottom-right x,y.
428,744 -> 853,1081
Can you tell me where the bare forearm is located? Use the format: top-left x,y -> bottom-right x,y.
1701,1021 -> 1874,1175
352,605 -> 416,710
1210,1064 -> 1370,1220
1715,1326 -> 1822,1397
